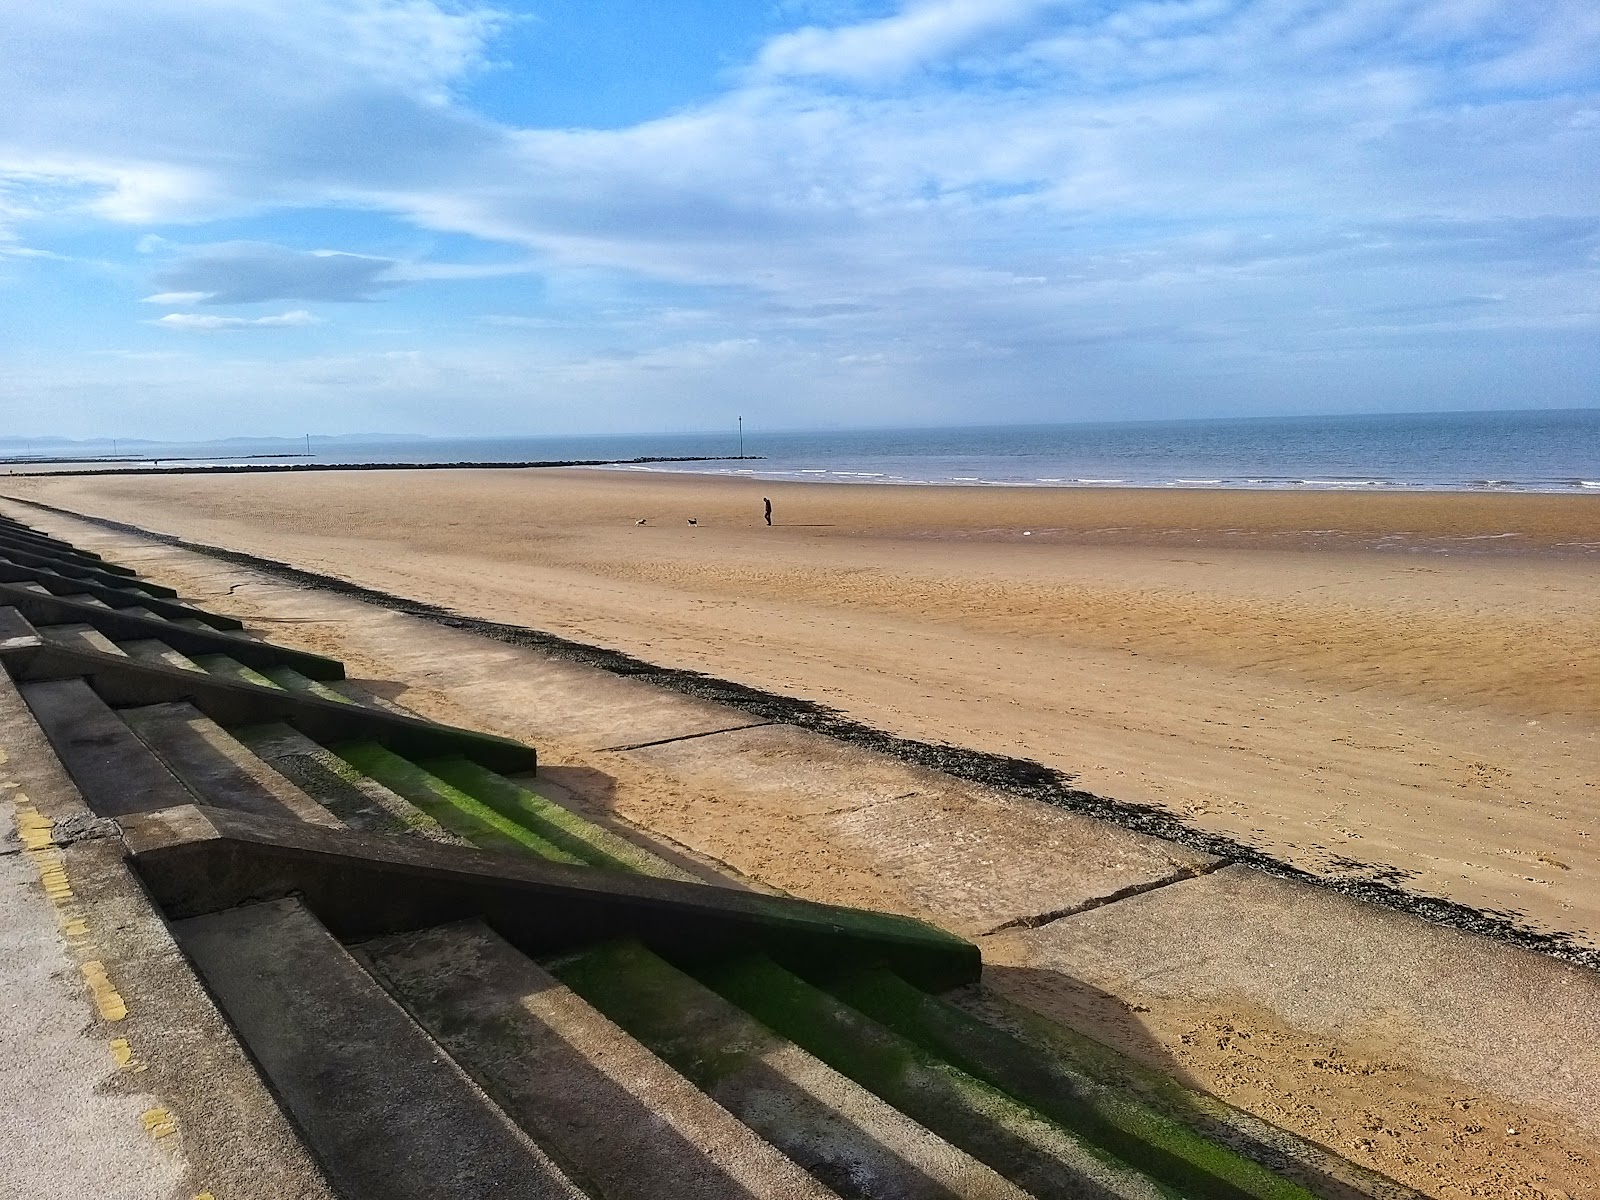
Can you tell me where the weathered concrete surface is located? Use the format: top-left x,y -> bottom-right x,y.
553,939 -> 1032,1200
629,723 -> 1219,938
364,920 -> 840,1200
19,677 -> 198,817
176,897 -> 585,1200
123,802 -> 980,992
0,842 -> 183,1199
0,671 -> 337,1200
122,701 -> 340,825
985,864 -> 1600,1142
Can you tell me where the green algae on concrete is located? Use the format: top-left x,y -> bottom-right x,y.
546,940 -> 771,1090
692,953 -> 1182,1200
816,965 -> 1313,1200
261,665 -> 357,705
333,742 -> 583,862
420,755 -> 697,880
237,723 -> 460,842
549,939 -> 1031,1200
193,653 -> 285,690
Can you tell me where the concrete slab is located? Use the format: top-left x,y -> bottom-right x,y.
19,677 -> 198,817
38,621 -> 127,656
630,723 -> 1219,938
122,701 -> 339,826
0,844 -> 183,1200
319,609 -> 777,751
241,721 -> 463,842
983,865 -> 1600,1142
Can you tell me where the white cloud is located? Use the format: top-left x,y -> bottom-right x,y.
754,0 -> 1058,81
155,310 -> 318,331
152,242 -> 401,303
141,291 -> 208,304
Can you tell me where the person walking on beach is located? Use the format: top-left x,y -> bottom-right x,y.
763,496 -> 773,526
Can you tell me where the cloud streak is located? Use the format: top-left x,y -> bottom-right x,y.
151,242 -> 401,304
155,310 -> 318,331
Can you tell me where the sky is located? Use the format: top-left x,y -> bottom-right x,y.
0,0 -> 1596,440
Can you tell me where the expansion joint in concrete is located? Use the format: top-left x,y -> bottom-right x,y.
598,722 -> 774,753
978,859 -> 1230,937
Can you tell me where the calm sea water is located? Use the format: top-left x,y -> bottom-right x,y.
14,409 -> 1600,494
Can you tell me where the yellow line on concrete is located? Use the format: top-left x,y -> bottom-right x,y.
81,960 -> 129,1022
140,1106 -> 179,1143
6,753 -> 208,1193
109,1037 -> 149,1074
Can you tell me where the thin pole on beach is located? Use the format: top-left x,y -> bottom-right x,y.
738,415 -> 743,459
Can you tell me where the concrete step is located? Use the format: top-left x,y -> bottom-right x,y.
236,722 -> 464,843
697,956 -> 1180,1200
328,679 -> 416,714
17,677 -> 198,817
192,652 -> 286,690
171,616 -> 216,630
0,527 -> 132,573
173,898 -> 586,1200
821,967 -> 1311,1200
123,701 -> 340,826
122,638 -> 206,672
261,664 -> 357,704
37,622 -> 127,657
421,754 -> 699,880
550,939 -> 1031,1200
363,920 -> 840,1200
0,543 -> 172,593
333,741 -> 585,861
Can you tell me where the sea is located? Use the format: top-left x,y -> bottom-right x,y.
9,408 -> 1600,494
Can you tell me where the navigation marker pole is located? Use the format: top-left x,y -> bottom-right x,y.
738,415 -> 744,459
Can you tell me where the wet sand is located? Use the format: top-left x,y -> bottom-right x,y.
7,467 -> 1599,951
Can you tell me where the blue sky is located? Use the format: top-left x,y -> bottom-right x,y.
1,0 -> 1596,439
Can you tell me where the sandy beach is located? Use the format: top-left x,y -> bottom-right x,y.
8,467 -> 1599,952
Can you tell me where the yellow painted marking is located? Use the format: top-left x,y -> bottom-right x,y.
81,960 -> 128,1021
108,1037 -> 148,1073
0,747 -> 9,764
12,796 -> 95,944
16,803 -> 55,852
195,1193 -> 216,1200
140,1107 -> 179,1142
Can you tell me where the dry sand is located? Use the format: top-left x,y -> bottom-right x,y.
7,468 -> 1599,952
